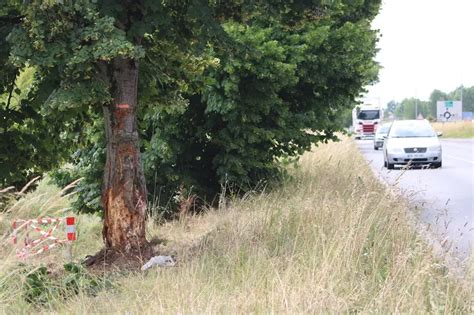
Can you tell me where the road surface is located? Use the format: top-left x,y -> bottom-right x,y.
357,139 -> 473,261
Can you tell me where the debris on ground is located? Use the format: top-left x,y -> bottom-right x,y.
141,255 -> 176,271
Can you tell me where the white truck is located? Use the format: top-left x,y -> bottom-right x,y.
352,104 -> 383,139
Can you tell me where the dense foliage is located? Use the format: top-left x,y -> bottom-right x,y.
2,1 -> 381,215
0,4 -> 72,186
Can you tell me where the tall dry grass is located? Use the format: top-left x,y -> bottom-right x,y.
0,177 -> 103,312
432,120 -> 474,138
0,138 -> 472,313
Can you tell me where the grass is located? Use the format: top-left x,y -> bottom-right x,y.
432,121 -> 474,138
0,138 -> 472,313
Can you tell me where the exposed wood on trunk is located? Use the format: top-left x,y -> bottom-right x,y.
101,58 -> 148,253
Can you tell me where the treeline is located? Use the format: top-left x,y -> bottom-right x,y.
388,86 -> 474,120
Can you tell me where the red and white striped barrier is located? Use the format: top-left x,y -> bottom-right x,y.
11,216 -> 76,259
66,217 -> 76,241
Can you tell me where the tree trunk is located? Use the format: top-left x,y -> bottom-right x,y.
101,58 -> 148,253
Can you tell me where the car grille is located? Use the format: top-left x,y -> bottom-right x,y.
404,158 -> 428,162
404,147 -> 427,153
362,124 -> 375,133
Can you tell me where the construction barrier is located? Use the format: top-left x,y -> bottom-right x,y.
11,216 -> 76,259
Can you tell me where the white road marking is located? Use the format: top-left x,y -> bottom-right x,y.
445,154 -> 474,165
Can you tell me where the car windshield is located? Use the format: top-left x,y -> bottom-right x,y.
357,110 -> 380,120
389,121 -> 436,138
377,124 -> 391,134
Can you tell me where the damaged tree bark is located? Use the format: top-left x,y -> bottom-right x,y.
101,58 -> 148,253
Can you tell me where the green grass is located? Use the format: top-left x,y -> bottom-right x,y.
0,138 -> 472,313
432,121 -> 474,138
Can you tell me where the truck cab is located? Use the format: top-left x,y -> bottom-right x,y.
352,105 -> 383,139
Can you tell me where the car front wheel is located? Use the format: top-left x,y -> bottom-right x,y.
432,162 -> 442,168
387,162 -> 395,170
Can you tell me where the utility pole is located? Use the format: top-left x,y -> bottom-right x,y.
415,88 -> 418,119
415,98 -> 418,118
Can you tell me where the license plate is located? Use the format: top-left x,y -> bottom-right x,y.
406,154 -> 424,158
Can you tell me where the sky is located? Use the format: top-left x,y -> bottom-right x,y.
364,0 -> 474,106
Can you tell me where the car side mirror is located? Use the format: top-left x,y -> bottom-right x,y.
437,131 -> 443,137
383,135 -> 387,139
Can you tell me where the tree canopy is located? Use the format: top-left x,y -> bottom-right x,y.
42,0 -> 381,214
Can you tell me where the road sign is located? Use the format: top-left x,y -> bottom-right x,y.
437,101 -> 462,122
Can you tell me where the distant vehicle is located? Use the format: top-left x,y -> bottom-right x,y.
383,120 -> 442,169
352,105 -> 383,139
373,122 -> 392,150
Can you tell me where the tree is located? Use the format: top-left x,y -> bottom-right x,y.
449,86 -> 474,112
53,1 -> 381,217
461,86 -> 474,112
385,100 -> 398,119
429,89 -> 447,119
394,98 -> 430,120
7,0 -> 226,254
6,0 -> 381,258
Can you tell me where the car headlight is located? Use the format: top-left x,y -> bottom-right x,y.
428,145 -> 442,153
387,147 -> 403,154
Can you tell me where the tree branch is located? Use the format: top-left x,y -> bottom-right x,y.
2,72 -> 17,135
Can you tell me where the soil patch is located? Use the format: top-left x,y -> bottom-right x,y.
83,243 -> 154,273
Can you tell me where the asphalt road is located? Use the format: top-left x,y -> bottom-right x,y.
357,139 -> 473,261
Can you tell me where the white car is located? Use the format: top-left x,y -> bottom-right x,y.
373,122 -> 392,150
383,120 -> 442,169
